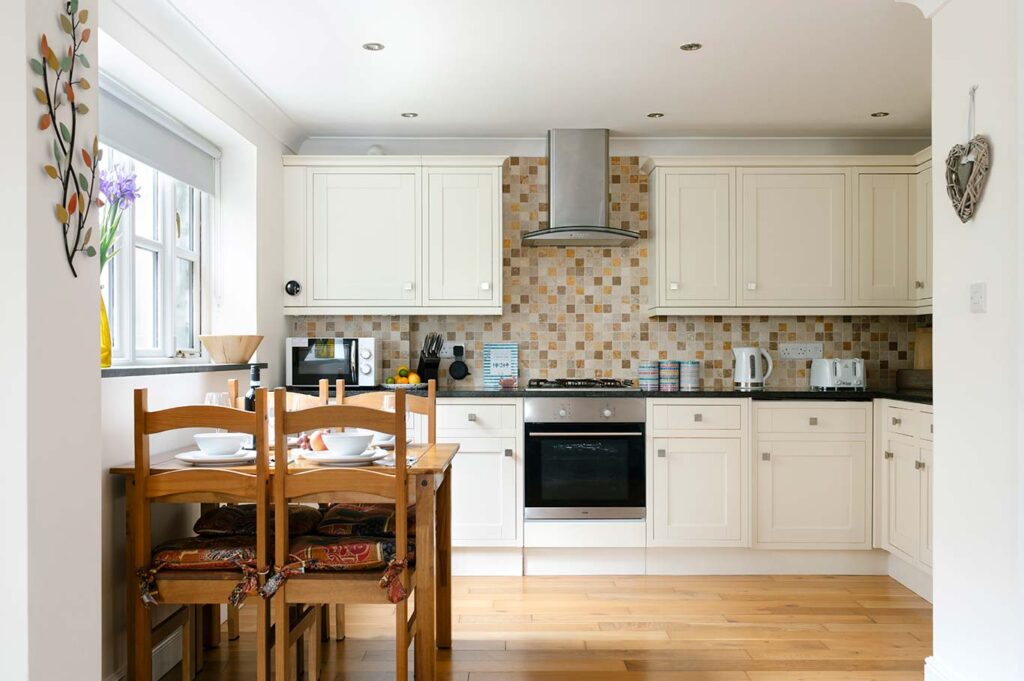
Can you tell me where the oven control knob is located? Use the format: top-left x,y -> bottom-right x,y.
602,408 -> 613,418
360,348 -> 372,359
360,363 -> 372,375
558,409 -> 568,418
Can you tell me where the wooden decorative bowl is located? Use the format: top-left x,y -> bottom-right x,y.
199,335 -> 264,364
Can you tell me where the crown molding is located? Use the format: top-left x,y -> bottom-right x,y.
894,0 -> 953,18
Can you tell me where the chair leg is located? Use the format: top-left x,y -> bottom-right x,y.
334,604 -> 346,641
274,595 -> 291,681
131,595 -> 153,681
319,605 -> 330,642
227,605 -> 240,641
306,606 -> 321,681
180,608 -> 193,681
255,597 -> 272,681
395,600 -> 408,681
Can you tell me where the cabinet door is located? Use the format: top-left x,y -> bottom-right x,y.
919,444 -> 933,568
446,436 -> 517,543
310,169 -> 420,305
910,168 -> 933,301
740,171 -> 848,305
661,172 -> 734,305
652,437 -> 746,546
283,166 -> 308,306
885,438 -> 920,562
756,439 -> 868,546
857,174 -> 910,303
425,168 -> 501,307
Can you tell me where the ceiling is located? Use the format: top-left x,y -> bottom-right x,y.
164,0 -> 931,139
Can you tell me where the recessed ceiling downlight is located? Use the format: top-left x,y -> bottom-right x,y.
679,43 -> 703,51
362,42 -> 385,51
401,112 -> 419,118
870,111 -> 891,118
646,112 -> 665,118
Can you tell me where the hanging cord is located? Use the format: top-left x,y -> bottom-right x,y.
964,85 -> 979,163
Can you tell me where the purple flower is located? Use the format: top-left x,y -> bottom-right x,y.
99,165 -> 141,209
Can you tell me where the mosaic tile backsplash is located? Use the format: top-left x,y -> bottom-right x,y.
291,157 -> 929,390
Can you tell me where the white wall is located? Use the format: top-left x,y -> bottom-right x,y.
0,1 -> 103,679
929,0 -> 1023,679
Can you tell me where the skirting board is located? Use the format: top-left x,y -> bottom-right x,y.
453,547 -> 524,576
526,548 -> 646,575
104,628 -> 182,681
925,657 -> 968,681
887,553 -> 933,602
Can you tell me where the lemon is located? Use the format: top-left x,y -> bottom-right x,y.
407,372 -> 421,385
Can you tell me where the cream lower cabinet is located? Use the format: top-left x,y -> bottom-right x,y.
437,398 -> 522,547
753,402 -> 872,549
878,400 -> 933,571
647,399 -> 750,547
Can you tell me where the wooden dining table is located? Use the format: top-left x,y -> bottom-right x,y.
110,441 -> 458,680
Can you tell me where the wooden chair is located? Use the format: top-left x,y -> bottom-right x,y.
328,379 -> 436,641
128,388 -> 272,681
268,387 -> 416,681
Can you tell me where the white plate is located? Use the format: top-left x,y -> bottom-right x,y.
382,383 -> 426,390
175,450 -> 257,466
298,448 -> 388,465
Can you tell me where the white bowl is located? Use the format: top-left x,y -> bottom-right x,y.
194,432 -> 248,456
321,431 -> 374,456
350,428 -> 396,445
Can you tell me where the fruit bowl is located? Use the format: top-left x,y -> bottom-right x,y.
382,383 -> 426,390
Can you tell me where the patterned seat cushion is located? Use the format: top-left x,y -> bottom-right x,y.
317,503 -> 415,538
193,504 -> 322,537
287,535 -> 414,572
151,536 -> 258,570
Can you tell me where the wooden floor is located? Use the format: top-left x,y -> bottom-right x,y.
161,575 -> 932,681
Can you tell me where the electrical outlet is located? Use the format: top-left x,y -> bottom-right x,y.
439,341 -> 457,359
970,282 -> 987,313
779,342 -> 824,360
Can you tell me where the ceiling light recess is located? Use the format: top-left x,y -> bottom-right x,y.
646,112 -> 665,118
870,111 -> 890,118
362,42 -> 385,51
679,43 -> 703,51
401,112 -> 419,118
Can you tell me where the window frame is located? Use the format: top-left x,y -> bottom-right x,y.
102,146 -> 212,365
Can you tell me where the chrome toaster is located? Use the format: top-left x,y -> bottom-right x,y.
810,358 -> 866,391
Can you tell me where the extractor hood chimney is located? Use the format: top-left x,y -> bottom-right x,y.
521,129 -> 639,247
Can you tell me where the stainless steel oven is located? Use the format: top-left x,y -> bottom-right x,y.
285,337 -> 379,388
524,397 -> 646,519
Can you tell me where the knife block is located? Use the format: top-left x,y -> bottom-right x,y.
416,355 -> 441,382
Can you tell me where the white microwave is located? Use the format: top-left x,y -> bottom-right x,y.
285,337 -> 379,388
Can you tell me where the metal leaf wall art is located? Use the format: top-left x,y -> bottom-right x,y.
30,0 -> 100,277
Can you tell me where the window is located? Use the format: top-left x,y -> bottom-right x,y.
100,145 -> 209,362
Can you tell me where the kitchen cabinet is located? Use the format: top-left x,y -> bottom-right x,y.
910,165 -> 933,303
647,399 -> 750,547
425,167 -> 502,308
282,156 -> 505,315
438,398 -> 522,547
753,402 -> 872,549
856,173 -> 910,303
878,399 -> 933,572
740,169 -> 850,306
649,169 -> 735,310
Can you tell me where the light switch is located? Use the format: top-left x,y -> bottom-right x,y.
970,282 -> 987,313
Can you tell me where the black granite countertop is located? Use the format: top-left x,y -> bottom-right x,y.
429,386 -> 932,405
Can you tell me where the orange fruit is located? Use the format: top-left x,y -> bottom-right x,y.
407,372 -> 421,384
396,376 -> 410,384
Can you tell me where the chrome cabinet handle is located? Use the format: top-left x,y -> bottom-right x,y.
891,417 -> 902,426
504,448 -> 513,458
467,413 -> 477,422
915,460 -> 926,470
884,451 -> 894,459
809,417 -> 818,426
403,281 -> 414,291
669,282 -> 680,291
657,449 -> 666,458
693,413 -> 703,422
481,282 -> 491,291
915,280 -> 925,289
761,452 -> 771,461
746,282 -> 757,291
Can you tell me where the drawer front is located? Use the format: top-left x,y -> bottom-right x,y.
919,410 -> 933,441
758,405 -> 868,434
437,403 -> 518,434
650,403 -> 743,431
884,404 -> 917,437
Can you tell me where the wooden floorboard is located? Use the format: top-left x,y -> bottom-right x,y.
158,575 -> 930,680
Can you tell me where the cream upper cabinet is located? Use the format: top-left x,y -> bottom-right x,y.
425,167 -> 502,308
282,156 -> 505,315
654,170 -> 735,308
910,166 -> 933,303
856,173 -> 910,304
310,168 -> 421,306
739,170 -> 850,306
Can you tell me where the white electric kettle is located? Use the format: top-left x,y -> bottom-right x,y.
733,347 -> 773,391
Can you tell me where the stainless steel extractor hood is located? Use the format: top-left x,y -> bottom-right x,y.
521,129 -> 639,247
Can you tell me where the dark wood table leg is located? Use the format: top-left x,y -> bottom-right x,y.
414,475 -> 437,680
436,466 -> 452,649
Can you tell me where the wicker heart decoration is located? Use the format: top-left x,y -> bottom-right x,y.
945,135 -> 991,223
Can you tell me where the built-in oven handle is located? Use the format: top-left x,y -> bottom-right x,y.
527,432 -> 644,437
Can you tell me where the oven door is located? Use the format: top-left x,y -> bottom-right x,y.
524,422 -> 646,519
288,338 -> 358,387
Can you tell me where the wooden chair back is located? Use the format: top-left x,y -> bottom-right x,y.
228,378 -> 328,411
272,388 -> 410,571
336,379 -> 436,444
